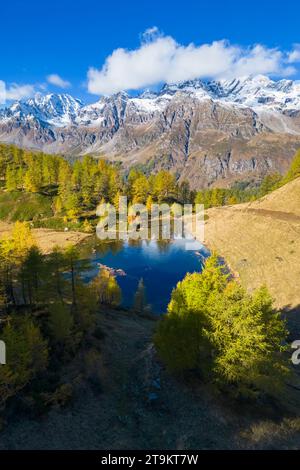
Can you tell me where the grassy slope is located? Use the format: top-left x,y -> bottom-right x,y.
204,177 -> 300,310
0,191 -> 53,222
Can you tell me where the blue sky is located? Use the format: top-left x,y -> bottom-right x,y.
0,0 -> 300,103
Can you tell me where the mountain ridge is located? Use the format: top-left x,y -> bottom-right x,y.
1,75 -> 300,188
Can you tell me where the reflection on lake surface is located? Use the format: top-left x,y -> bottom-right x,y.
80,238 -> 210,313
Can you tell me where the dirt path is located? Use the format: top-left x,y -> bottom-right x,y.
244,208 -> 300,224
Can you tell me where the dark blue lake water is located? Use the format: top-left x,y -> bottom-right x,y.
80,238 -> 210,313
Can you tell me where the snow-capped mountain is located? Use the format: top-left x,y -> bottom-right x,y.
1,75 -> 300,188
1,93 -> 83,127
215,75 -> 300,112
2,75 -> 300,128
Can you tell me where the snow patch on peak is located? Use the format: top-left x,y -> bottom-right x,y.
1,75 -> 300,130
160,78 -> 209,95
129,97 -> 162,113
203,75 -> 300,112
138,89 -> 158,99
6,93 -> 84,127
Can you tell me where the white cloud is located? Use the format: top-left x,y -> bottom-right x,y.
87,30 -> 299,95
229,45 -> 296,77
288,44 -> 300,63
47,74 -> 71,88
0,81 -> 35,103
141,26 -> 161,43
0,81 -> 5,104
6,83 -> 35,100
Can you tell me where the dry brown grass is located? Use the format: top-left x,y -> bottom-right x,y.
240,418 -> 300,449
0,221 -> 90,254
204,177 -> 300,310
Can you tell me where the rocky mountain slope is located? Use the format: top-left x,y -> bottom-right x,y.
1,75 -> 300,188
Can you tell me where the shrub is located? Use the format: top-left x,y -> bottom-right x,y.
42,383 -> 73,408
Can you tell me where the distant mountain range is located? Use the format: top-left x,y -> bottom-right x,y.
1,75 -> 300,188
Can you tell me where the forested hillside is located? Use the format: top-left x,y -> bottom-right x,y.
0,143 -> 194,230
1,143 -> 298,229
